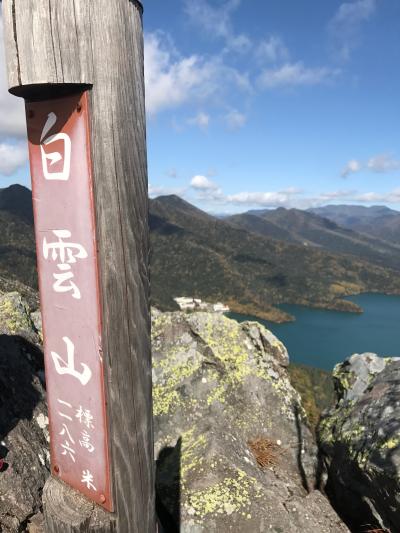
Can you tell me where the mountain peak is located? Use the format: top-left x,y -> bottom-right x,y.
0,184 -> 33,224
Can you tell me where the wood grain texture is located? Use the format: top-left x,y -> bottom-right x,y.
2,1 -> 155,532
88,2 -> 155,532
43,477 -> 117,533
2,0 -> 93,92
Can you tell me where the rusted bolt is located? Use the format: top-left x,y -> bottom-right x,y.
99,494 -> 106,504
53,465 -> 60,474
77,103 -> 82,113
28,109 -> 34,119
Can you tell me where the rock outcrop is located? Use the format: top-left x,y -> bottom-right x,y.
153,311 -> 348,532
0,291 -> 349,532
0,293 -> 48,532
319,352 -> 400,532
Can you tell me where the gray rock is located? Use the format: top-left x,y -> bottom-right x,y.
333,352 -> 386,402
0,293 -> 48,531
30,310 -> 43,342
0,296 -> 349,532
319,352 -> 400,531
153,311 -> 348,532
0,292 -> 39,345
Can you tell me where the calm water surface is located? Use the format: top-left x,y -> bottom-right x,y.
228,293 -> 400,371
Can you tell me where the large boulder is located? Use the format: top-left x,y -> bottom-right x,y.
319,352 -> 400,532
0,293 -> 48,532
153,311 -> 348,532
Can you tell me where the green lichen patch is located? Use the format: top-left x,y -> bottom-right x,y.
181,427 -> 207,484
185,468 -> 262,521
0,292 -> 34,337
187,313 -> 298,415
152,314 -> 204,416
379,435 -> 400,451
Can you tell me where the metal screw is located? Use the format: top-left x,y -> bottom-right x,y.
28,109 -> 34,119
53,465 -> 60,474
77,103 -> 82,113
99,494 -> 106,504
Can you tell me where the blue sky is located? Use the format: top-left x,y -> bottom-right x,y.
0,0 -> 399,213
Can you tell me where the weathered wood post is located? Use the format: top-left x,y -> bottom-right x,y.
1,1 -> 155,531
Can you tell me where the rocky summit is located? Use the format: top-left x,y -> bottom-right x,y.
319,352 -> 400,532
0,291 -> 350,532
153,310 -> 348,532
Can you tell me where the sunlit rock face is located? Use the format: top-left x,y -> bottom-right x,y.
153,311 -> 348,532
0,295 -> 350,532
319,352 -> 400,532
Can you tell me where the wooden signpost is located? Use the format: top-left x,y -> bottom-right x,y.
1,1 -> 155,532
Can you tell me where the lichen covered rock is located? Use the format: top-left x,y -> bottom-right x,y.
0,293 -> 48,531
153,311 -> 348,532
319,352 -> 400,532
0,292 -> 39,344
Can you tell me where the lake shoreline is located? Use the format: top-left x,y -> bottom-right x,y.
231,295 -> 365,325
228,293 -> 400,371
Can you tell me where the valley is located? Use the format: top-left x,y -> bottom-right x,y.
3,184 -> 400,323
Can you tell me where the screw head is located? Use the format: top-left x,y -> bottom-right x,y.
99,494 -> 106,504
28,109 -> 34,119
77,103 -> 82,113
53,465 -> 60,474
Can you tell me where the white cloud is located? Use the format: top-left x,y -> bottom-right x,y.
305,188 -> 400,208
185,179 -> 400,210
191,175 -> 219,191
188,112 -> 210,129
354,188 -> 400,204
256,36 -> 289,64
166,168 -> 178,179
149,184 -> 187,198
341,154 -> 400,177
316,189 -> 356,201
258,62 -> 340,89
334,0 -> 376,23
329,0 -> 377,61
226,189 -> 301,207
144,32 -> 250,115
0,14 -> 26,139
0,142 -> 28,176
184,0 -> 251,53
367,154 -> 400,173
222,187 -> 400,210
224,109 -> 246,130
341,159 -> 362,177
190,175 -> 225,203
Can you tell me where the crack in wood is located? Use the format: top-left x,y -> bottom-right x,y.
11,0 -> 21,85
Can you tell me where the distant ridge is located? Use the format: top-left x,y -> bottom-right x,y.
0,184 -> 33,224
149,194 -> 400,321
309,204 -> 400,246
227,206 -> 400,272
3,186 -> 400,321
0,184 -> 37,305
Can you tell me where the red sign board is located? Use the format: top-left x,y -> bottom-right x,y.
26,92 -> 112,511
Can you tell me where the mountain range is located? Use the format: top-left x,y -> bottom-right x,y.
2,184 -> 400,322
309,204 -> 400,245
227,206 -> 400,272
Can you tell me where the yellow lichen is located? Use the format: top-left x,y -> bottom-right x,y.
186,469 -> 260,520
0,293 -> 32,335
181,428 -> 207,483
380,436 -> 400,450
152,314 -> 203,416
188,315 -> 254,405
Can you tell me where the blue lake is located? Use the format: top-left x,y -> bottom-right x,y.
228,293 -> 400,371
